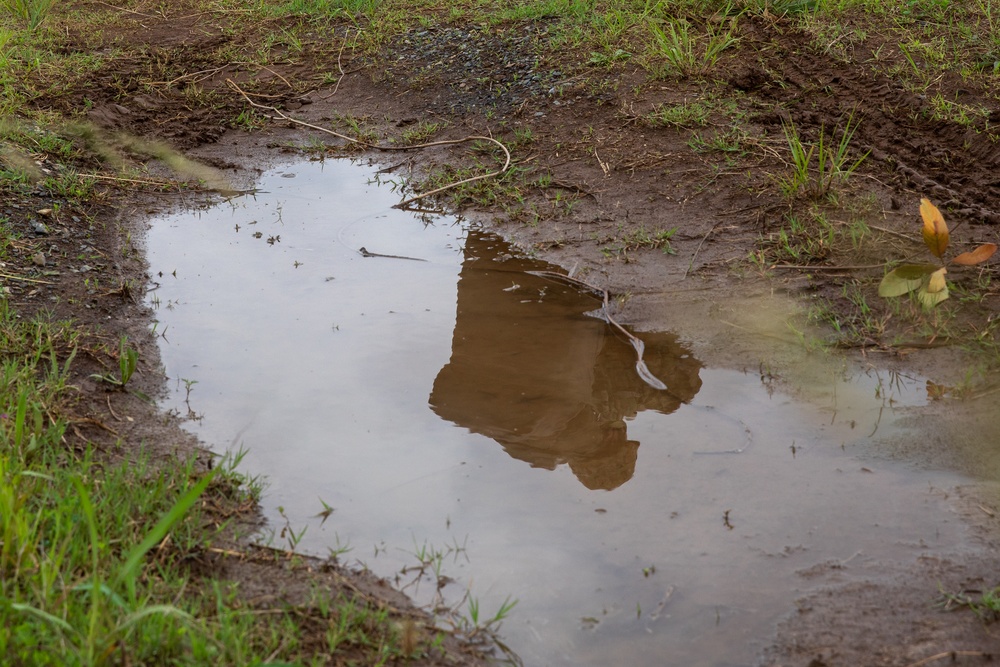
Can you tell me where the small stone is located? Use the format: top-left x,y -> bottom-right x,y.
31,221 -> 49,235
32,252 -> 46,266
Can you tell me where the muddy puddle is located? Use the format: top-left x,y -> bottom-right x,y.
147,159 -> 979,666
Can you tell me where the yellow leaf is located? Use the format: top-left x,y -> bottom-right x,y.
920,198 -> 949,259
952,243 -> 997,266
917,284 -> 949,308
926,266 -> 947,293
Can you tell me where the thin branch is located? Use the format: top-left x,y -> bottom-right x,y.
318,34 -> 352,100
770,263 -> 888,271
685,220 -> 726,279
904,651 -> 988,667
0,272 -> 55,285
259,65 -> 292,89
529,270 -> 681,395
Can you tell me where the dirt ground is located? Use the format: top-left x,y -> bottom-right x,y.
8,1 -> 1000,664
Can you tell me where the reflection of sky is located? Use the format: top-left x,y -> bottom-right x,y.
147,159 -> 968,667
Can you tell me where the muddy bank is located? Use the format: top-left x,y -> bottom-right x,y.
5,1 -> 1000,664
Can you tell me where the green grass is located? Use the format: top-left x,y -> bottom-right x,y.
777,115 -> 869,201
647,17 -> 739,78
599,224 -> 678,259
646,100 -> 714,127
0,299 -> 428,665
0,0 -> 56,30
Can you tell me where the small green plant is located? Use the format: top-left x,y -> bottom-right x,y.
399,120 -> 443,145
879,198 -> 997,308
777,115 -> 869,200
588,48 -> 632,66
0,0 -> 56,30
646,100 -> 713,128
602,225 -> 678,258
938,585 -> 1000,621
91,336 -> 138,388
648,18 -> 738,76
232,108 -> 266,131
447,591 -> 518,644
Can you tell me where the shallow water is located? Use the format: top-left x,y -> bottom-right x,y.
147,159 -> 972,666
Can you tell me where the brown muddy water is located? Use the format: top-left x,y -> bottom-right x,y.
147,159 -> 976,666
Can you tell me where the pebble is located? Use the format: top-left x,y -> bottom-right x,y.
32,252 -> 46,266
31,221 -> 49,235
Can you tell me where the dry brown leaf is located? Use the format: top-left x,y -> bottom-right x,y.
952,243 -> 997,266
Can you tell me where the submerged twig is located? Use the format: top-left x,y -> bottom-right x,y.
227,79 -> 511,208
529,270 -> 674,393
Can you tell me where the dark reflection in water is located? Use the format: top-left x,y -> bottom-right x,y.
430,230 -> 703,490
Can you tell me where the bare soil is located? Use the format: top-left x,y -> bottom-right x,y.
9,2 -> 1000,664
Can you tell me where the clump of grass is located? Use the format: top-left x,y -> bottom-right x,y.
0,0 -> 56,30
938,585 -> 1000,621
647,18 -> 738,77
0,300 -> 420,665
600,224 -> 677,259
763,212 -> 835,263
398,120 -> 444,146
777,115 -> 869,201
645,100 -> 713,127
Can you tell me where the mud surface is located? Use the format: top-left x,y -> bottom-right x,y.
7,2 -> 1000,665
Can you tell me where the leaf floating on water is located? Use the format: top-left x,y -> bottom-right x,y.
952,243 -> 997,266
926,380 -> 950,400
920,198 -> 949,259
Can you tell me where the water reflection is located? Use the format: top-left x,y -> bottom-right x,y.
430,230 -> 703,490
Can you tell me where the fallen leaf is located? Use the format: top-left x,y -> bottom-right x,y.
917,282 -> 949,308
926,380 -> 950,400
952,243 -> 997,266
920,198 -> 949,259
878,264 -> 938,297
926,266 -> 948,293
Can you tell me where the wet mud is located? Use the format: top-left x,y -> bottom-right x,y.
146,160 -> 1000,667
9,3 -> 1000,665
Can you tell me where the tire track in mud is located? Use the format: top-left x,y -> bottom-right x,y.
738,20 -> 1000,225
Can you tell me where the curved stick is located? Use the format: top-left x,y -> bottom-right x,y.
529,270 -> 677,394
